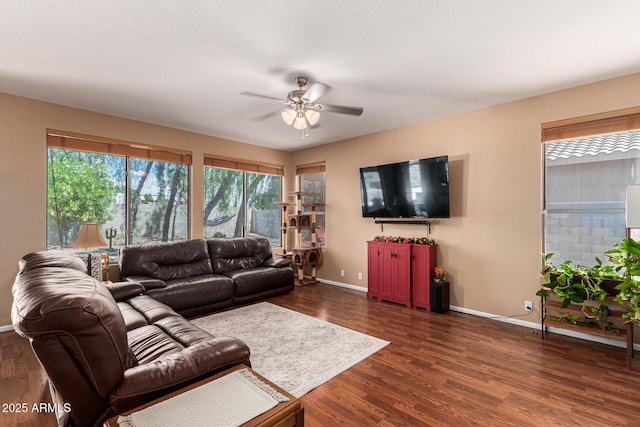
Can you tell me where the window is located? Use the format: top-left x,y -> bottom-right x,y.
297,162 -> 326,246
542,109 -> 640,267
47,130 -> 191,254
129,159 -> 189,244
203,155 -> 283,246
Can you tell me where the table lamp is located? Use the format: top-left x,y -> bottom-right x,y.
71,223 -> 108,277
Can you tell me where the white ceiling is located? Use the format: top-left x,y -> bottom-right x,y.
2,1 -> 640,151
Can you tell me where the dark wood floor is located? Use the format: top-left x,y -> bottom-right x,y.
3,283 -> 640,426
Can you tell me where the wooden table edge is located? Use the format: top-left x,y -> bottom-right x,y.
104,364 -> 303,427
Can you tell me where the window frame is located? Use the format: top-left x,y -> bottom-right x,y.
541,107 -> 640,266
203,154 -> 284,245
46,130 -> 192,250
296,161 -> 326,247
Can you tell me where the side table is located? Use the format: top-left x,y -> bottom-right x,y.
104,365 -> 304,427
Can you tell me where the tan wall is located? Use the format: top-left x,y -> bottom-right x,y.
0,92 -> 293,326
3,72 -> 640,326
291,72 -> 640,317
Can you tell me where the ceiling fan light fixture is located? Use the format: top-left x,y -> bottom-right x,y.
244,75 -> 362,133
305,109 -> 320,126
293,112 -> 307,130
281,109 -> 296,125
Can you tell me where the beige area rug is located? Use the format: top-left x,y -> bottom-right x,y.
191,302 -> 389,397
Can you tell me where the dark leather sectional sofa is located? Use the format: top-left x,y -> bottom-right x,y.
119,236 -> 295,317
12,251 -> 251,427
11,236 -> 295,426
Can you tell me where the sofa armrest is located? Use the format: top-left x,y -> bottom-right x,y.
262,258 -> 291,268
108,337 -> 250,412
105,282 -> 145,301
123,276 -> 167,290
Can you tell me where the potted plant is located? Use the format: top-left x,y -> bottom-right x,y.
537,253 -> 611,308
433,265 -> 446,283
606,237 -> 640,324
536,253 -> 620,333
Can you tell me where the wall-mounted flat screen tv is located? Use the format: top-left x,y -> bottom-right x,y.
359,155 -> 450,218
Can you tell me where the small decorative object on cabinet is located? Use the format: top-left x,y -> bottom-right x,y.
367,239 -> 437,309
275,191 -> 324,285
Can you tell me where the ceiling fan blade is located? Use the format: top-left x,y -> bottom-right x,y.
320,103 -> 364,116
240,91 -> 283,102
252,110 -> 283,121
305,82 -> 330,103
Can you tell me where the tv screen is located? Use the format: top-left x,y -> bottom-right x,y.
360,155 -> 450,218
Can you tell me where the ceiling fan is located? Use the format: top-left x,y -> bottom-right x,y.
240,76 -> 364,131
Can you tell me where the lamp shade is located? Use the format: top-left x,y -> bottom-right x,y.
71,224 -> 107,249
281,109 -> 296,125
305,109 -> 320,125
626,185 -> 640,228
293,112 -> 307,130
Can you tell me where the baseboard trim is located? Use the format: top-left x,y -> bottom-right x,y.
314,278 -> 367,293
449,305 -> 539,329
450,305 -> 640,350
0,324 -> 14,333
317,281 -> 639,351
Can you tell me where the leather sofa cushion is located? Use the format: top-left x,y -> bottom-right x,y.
18,251 -> 87,274
262,257 -> 291,268
224,266 -> 294,297
128,325 -> 185,364
123,276 -> 167,290
208,236 -> 273,273
106,281 -> 145,301
117,302 -> 148,331
154,315 -> 217,346
120,239 -> 213,281
143,275 -> 234,312
126,295 -> 182,324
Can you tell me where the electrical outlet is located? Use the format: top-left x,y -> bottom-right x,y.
358,272 -> 363,280
525,301 -> 533,312
340,269 -> 345,277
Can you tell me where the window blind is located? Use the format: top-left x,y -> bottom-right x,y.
541,106 -> 640,143
47,129 -> 192,165
296,161 -> 326,175
203,154 -> 284,176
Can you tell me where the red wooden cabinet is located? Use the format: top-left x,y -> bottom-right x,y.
411,244 -> 437,309
379,243 -> 411,306
367,241 -> 436,309
367,241 -> 381,299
